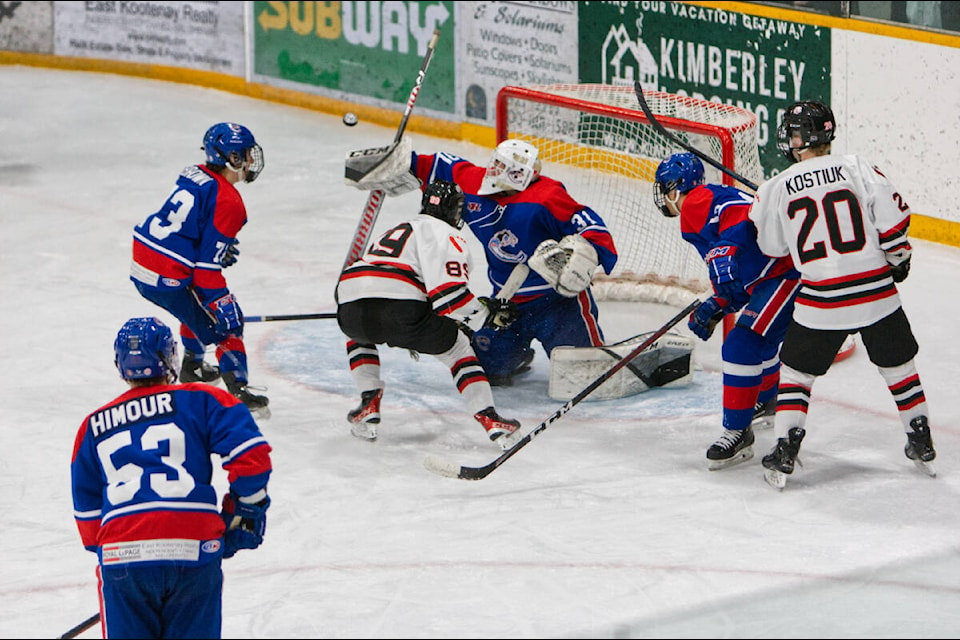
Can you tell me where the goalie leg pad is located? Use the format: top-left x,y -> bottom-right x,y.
548,332 -> 694,401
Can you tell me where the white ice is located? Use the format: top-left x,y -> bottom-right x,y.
2,66 -> 960,639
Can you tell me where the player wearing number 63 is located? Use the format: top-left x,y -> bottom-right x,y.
70,317 -> 272,638
749,99 -> 936,488
129,122 -> 269,418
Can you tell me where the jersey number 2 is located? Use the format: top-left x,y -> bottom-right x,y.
788,188 -> 866,264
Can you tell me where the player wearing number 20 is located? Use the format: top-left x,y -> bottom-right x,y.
70,317 -> 272,638
654,152 -> 801,470
130,122 -> 269,418
749,100 -> 936,486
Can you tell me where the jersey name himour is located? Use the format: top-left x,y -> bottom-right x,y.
784,165 -> 845,194
89,393 -> 174,437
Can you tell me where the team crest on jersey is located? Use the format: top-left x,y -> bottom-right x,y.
488,229 -> 526,263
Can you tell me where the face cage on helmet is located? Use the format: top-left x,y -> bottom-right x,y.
652,180 -> 682,218
479,148 -> 539,195
777,118 -> 833,163
223,144 -> 264,183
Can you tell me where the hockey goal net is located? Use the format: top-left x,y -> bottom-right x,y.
495,84 -> 763,306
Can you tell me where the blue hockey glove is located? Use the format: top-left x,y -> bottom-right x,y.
220,239 -> 240,268
705,244 -> 742,298
688,296 -> 729,341
889,256 -> 911,283
208,293 -> 242,333
220,492 -> 270,559
479,297 -> 519,330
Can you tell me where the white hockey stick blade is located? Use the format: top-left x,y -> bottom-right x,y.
423,454 -> 463,479
764,467 -> 788,490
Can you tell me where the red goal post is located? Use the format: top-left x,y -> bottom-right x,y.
494,84 -> 763,307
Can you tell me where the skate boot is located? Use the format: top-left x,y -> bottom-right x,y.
179,351 -> 221,384
348,388 -> 383,441
904,415 -> 936,477
706,426 -> 755,470
474,407 -> 522,450
751,397 -> 776,430
488,349 -> 535,387
222,372 -> 271,420
762,427 -> 806,489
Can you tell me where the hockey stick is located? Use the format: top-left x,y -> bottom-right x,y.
633,81 -> 758,192
423,298 -> 701,480
341,29 -> 441,273
59,612 -> 99,639
245,312 -> 336,323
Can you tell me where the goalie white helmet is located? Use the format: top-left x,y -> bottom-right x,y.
477,139 -> 542,195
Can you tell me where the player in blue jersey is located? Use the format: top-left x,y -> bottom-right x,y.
653,152 -> 802,469
130,122 -> 269,417
361,139 -> 616,386
70,317 -> 272,639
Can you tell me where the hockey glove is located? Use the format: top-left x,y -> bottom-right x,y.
479,297 -> 519,330
705,244 -> 742,298
220,492 -> 270,559
889,255 -> 911,283
688,296 -> 729,341
219,239 -> 240,268
208,293 -> 243,333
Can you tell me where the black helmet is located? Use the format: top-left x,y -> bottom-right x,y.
777,100 -> 836,163
420,180 -> 465,229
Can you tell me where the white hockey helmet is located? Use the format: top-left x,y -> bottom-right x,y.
477,139 -> 542,195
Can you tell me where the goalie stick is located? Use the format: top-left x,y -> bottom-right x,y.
59,612 -> 99,639
633,81 -> 759,192
341,29 -> 441,273
423,298 -> 701,480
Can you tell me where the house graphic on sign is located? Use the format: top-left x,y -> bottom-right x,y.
601,24 -> 657,90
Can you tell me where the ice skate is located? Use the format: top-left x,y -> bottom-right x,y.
474,407 -> 522,450
751,397 -> 776,430
179,351 -> 221,384
223,372 -> 271,420
487,349 -> 535,387
706,426 -> 755,470
904,415 -> 936,477
762,427 -> 806,489
348,388 -> 383,441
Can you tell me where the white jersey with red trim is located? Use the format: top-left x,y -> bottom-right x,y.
750,153 -> 912,330
337,215 -> 484,322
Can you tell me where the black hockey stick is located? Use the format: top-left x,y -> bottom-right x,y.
59,612 -> 99,639
245,312 -> 336,323
422,298 -> 701,480
633,81 -> 758,192
342,29 -> 441,272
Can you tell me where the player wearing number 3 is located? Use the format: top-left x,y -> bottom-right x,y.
70,317 -> 272,638
129,122 -> 269,417
749,100 -> 936,488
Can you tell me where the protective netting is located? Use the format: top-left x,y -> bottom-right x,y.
497,84 -> 763,305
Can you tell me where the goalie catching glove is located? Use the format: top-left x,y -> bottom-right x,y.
344,135 -> 421,196
528,234 -> 599,297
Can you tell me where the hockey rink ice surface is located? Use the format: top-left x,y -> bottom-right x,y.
3,67 -> 960,639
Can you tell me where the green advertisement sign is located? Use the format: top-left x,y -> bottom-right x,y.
579,1 -> 831,177
253,1 -> 456,114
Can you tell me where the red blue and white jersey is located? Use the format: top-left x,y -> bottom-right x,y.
411,152 -> 618,303
71,383 -> 272,566
131,165 -> 245,306
680,183 -> 799,299
750,154 -> 911,330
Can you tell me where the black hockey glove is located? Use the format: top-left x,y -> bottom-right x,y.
220,239 -> 240,268
479,297 -> 519,330
889,256 -> 911,283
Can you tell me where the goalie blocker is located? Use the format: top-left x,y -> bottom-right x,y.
548,331 -> 694,401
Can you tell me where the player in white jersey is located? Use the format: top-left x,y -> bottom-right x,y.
749,100 -> 936,488
335,180 -> 523,450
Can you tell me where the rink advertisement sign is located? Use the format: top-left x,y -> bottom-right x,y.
252,1 -> 456,114
456,1 -> 578,126
578,2 -> 831,177
52,2 -> 245,75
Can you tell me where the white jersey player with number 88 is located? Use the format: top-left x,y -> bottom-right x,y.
749,100 -> 937,488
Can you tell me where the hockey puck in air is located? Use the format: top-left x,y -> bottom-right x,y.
343,112 -> 358,127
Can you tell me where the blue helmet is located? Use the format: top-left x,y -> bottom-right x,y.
653,152 -> 705,217
114,317 -> 179,383
202,122 -> 265,183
